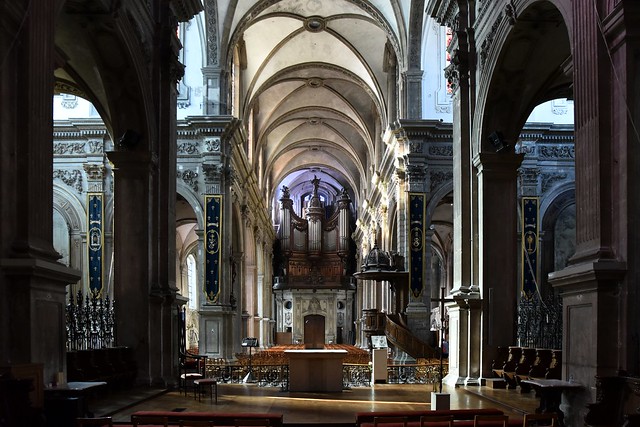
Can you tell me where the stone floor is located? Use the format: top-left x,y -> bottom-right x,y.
90,382 -> 541,425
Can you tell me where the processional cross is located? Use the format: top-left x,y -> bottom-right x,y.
431,285 -> 454,394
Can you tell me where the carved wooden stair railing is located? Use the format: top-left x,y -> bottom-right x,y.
384,313 -> 438,359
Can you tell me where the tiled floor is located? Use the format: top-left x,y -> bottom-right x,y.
92,382 -> 541,425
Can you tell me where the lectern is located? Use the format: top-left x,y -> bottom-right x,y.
241,337 -> 259,383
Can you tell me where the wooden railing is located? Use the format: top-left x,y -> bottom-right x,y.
385,314 -> 438,359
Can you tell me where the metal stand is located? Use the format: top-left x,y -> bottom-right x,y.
242,337 -> 258,383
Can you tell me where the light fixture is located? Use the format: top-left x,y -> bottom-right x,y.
488,131 -> 509,152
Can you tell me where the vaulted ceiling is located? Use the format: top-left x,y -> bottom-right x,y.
217,0 -> 412,204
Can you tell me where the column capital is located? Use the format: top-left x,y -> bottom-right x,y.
473,151 -> 524,176
106,150 -> 157,176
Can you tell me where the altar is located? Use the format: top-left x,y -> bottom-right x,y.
285,349 -> 348,392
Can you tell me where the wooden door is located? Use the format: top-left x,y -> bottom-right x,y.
304,314 -> 325,349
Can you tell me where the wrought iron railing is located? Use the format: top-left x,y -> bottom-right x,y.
387,363 -> 446,390
517,291 -> 562,350
343,364 -> 372,388
65,290 -> 115,351
203,360 -> 446,390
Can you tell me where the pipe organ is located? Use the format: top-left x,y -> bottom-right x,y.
273,177 -> 356,345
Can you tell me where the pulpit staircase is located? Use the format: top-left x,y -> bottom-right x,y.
384,314 -> 439,360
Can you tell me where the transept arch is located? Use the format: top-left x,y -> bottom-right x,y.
474,1 -> 572,154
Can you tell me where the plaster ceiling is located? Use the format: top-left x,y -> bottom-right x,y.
222,0 -> 409,203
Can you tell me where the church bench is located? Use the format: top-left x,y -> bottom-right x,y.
499,347 -> 523,389
128,411 -> 284,426
67,347 -> 137,390
355,408 -> 522,426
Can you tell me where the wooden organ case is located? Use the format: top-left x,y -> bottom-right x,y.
273,177 -> 356,346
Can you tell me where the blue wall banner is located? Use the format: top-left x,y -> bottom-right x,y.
521,197 -> 539,299
88,193 -> 104,296
205,195 -> 222,303
409,193 -> 425,299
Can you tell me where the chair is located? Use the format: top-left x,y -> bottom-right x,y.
234,419 -> 272,426
373,416 -> 409,426
131,415 -> 169,426
474,415 -> 509,426
420,414 -> 455,426
193,378 -> 218,403
179,350 -> 207,395
76,418 -> 113,427
523,413 -> 559,426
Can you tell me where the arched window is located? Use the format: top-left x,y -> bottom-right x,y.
187,254 -> 197,309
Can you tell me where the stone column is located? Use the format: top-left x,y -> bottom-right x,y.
199,163 -> 234,360
549,3 -> 635,423
0,0 -> 81,386
444,299 -> 468,385
152,10 -> 182,386
400,133 -> 431,348
447,48 -> 474,297
106,151 -> 155,384
473,152 -> 523,382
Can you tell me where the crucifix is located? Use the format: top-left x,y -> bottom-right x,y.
431,284 -> 454,394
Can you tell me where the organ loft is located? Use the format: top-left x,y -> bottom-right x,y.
272,177 -> 357,347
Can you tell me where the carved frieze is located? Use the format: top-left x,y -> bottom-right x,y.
88,140 -> 103,154
179,169 -> 199,192
409,141 -> 423,153
518,143 -> 536,156
430,170 -> 453,192
177,141 -> 199,155
54,142 -> 86,155
53,169 -> 83,193
539,145 -> 575,159
204,137 -> 221,152
428,144 -> 453,157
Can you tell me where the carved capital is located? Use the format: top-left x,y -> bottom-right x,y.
444,49 -> 468,92
83,164 -> 105,181
202,163 -> 223,185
